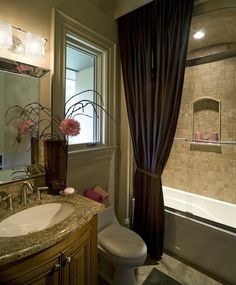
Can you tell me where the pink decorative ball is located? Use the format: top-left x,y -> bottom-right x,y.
64,187 -> 75,195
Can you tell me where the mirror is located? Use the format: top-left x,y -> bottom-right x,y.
0,164 -> 45,185
0,57 -> 49,184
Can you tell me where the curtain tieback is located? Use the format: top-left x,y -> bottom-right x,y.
136,168 -> 159,179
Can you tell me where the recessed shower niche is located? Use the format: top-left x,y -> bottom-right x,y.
191,97 -> 221,152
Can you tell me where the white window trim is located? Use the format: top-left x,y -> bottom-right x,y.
53,9 -> 117,162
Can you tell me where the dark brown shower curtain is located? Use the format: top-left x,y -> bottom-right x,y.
118,0 -> 193,260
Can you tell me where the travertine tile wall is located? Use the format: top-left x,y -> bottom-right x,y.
162,55 -> 236,204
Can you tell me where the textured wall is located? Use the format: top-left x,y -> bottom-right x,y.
162,56 -> 236,204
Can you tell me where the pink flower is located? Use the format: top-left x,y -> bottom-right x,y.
59,118 -> 81,136
17,119 -> 34,135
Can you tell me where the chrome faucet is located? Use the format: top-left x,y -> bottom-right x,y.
0,191 -> 13,210
21,181 -> 34,205
35,186 -> 49,201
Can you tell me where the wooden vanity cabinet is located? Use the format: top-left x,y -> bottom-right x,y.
0,215 -> 98,285
62,231 -> 90,285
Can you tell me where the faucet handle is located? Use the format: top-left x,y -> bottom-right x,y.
0,191 -> 8,199
35,186 -> 49,201
0,192 -> 13,211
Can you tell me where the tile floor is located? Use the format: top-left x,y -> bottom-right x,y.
136,253 -> 226,285
98,253 -> 227,285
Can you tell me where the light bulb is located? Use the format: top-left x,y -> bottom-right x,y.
25,32 -> 45,58
193,31 -> 205,39
0,21 -> 13,49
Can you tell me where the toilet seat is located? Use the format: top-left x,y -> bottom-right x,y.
98,223 -> 147,259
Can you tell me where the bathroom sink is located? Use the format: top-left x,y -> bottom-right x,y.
0,202 -> 75,237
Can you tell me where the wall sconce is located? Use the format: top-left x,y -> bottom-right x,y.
0,21 -> 13,49
25,32 -> 45,58
0,21 -> 46,58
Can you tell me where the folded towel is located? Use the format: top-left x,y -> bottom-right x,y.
83,189 -> 103,203
92,185 -> 109,199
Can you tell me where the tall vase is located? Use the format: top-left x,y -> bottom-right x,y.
31,137 -> 39,165
44,139 -> 68,195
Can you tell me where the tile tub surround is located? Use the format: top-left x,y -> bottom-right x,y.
162,56 -> 236,205
0,193 -> 104,266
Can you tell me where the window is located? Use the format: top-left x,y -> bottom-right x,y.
53,10 -> 116,155
66,38 -> 97,145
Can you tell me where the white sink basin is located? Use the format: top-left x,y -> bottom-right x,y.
0,202 -> 75,237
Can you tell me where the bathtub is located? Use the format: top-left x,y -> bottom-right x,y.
163,186 -> 236,285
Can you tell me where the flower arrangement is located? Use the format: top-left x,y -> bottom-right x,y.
5,89 -> 111,194
5,89 -> 110,193
5,89 -> 108,145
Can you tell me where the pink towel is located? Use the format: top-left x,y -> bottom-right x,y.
92,185 -> 109,199
84,189 -> 103,203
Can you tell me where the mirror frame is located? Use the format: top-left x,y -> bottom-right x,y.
0,57 -> 49,78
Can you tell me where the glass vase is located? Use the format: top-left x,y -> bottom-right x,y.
44,139 -> 68,195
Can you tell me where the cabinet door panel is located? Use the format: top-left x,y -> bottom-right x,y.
0,257 -> 61,285
24,265 -> 60,285
62,232 -> 90,285
63,244 -> 86,285
24,259 -> 61,285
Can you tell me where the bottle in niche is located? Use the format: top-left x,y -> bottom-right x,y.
194,130 -> 202,142
212,132 -> 219,141
202,132 -> 209,141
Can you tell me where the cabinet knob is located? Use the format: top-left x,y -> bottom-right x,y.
65,256 -> 71,264
54,263 -> 61,272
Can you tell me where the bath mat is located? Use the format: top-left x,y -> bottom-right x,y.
143,268 -> 182,285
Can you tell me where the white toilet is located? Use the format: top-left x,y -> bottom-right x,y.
98,205 -> 147,285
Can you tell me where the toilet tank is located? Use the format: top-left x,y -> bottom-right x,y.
98,205 -> 118,232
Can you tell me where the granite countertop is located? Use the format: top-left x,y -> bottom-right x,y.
0,193 -> 104,266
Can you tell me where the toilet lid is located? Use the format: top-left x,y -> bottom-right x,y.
98,224 -> 147,259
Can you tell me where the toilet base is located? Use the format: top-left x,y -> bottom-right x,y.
98,253 -> 115,284
113,266 -> 136,285
98,246 -> 139,285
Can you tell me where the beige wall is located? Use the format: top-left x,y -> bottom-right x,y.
115,0 -> 153,18
0,0 -> 117,68
118,73 -> 133,225
162,53 -> 236,204
0,1 -> 119,207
